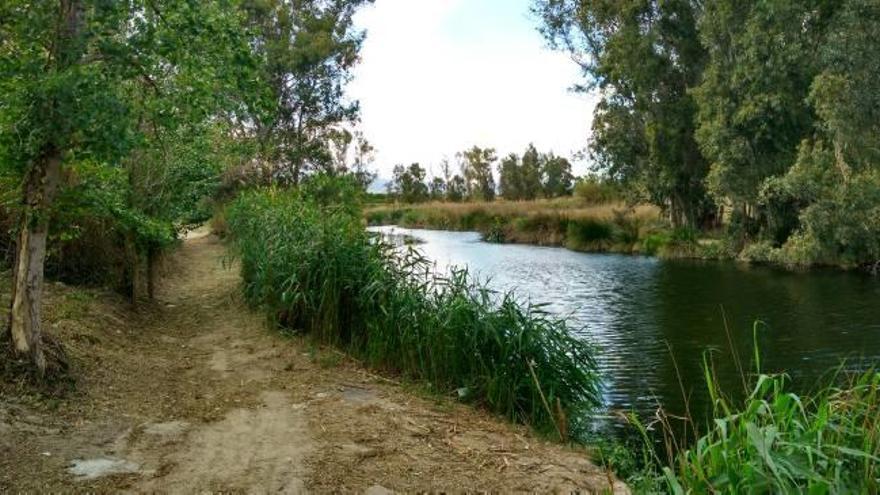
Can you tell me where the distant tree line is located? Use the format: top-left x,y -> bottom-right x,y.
388,144 -> 574,203
535,0 -> 880,266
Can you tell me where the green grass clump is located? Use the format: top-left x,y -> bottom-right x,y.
660,370 -> 880,493
632,337 -> 880,493
226,179 -> 601,438
566,218 -> 614,251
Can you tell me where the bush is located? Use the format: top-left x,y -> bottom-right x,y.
574,177 -> 620,204
226,179 -> 601,437
484,218 -> 506,243
611,209 -> 642,246
641,232 -> 670,256
566,218 -> 613,251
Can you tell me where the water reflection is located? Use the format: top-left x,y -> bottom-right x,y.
369,226 -> 880,429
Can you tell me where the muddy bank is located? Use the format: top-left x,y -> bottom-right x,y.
0,230 -> 626,493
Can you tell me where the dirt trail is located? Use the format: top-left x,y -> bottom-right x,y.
1,229 -> 627,493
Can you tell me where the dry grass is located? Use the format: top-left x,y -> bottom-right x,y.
367,198 -> 660,223
366,198 -> 664,254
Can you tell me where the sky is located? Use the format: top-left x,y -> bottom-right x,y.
348,0 -> 599,182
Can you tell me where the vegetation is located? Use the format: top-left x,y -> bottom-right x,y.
0,0 -> 377,376
388,163 -> 429,203
386,144 -> 577,204
225,178 -> 601,437
660,369 -> 880,493
534,0 -> 880,270
2,2 -> 876,492
613,344 -> 880,493
364,198 -> 712,256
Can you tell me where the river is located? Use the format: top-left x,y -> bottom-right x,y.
369,225 -> 880,435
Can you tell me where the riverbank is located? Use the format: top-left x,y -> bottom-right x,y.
0,227 -> 625,492
365,199 -> 727,259
366,200 -> 880,272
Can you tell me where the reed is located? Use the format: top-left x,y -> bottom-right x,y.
625,332 -> 880,493
226,182 -> 601,437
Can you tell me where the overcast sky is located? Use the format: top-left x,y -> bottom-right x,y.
348,0 -> 599,180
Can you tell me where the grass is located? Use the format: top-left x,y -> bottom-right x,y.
612,328 -> 880,494
225,181 -> 602,439
647,367 -> 880,493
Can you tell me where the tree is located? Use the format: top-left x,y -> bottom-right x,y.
390,163 -> 429,203
535,0 -> 713,228
498,153 -> 524,200
520,144 -> 543,200
429,177 -> 447,200
439,158 -> 454,188
446,175 -> 466,202
0,0 -> 254,374
760,0 -> 880,265
542,153 -> 574,197
241,0 -> 372,184
694,0 -> 835,239
327,129 -> 377,190
459,146 -> 497,201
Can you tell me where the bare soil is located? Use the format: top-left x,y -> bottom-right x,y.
0,229 -> 627,493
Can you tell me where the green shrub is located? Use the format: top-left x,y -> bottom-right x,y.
641,232 -> 670,256
611,210 -> 642,246
566,218 -> 613,251
365,208 -> 404,226
484,218 -> 507,243
399,208 -> 424,227
459,208 -> 492,230
739,240 -> 782,264
512,212 -> 568,235
226,179 -> 601,437
574,177 -> 620,204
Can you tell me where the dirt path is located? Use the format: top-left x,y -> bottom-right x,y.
1,230 -> 627,493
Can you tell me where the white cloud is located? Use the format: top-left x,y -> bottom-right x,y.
348,0 -> 598,179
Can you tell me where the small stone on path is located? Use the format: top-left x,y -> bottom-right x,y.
69,458 -> 140,480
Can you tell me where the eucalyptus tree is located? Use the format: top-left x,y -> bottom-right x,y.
240,0 -> 372,184
327,128 -> 377,190
0,1 -> 253,375
542,153 -> 574,198
695,0 -> 837,240
446,175 -> 466,202
429,177 -> 447,200
534,0 -> 712,227
498,153 -> 524,200
459,146 -> 497,201
762,0 -> 880,264
519,144 -> 543,200
390,163 -> 429,203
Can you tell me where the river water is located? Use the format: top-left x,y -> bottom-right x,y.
370,225 -> 880,434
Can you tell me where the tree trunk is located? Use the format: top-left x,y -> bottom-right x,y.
147,248 -> 158,300
125,232 -> 145,305
8,150 -> 62,375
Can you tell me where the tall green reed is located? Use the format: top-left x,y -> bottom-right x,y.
628,329 -> 880,494
658,367 -> 880,494
226,180 -> 601,438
